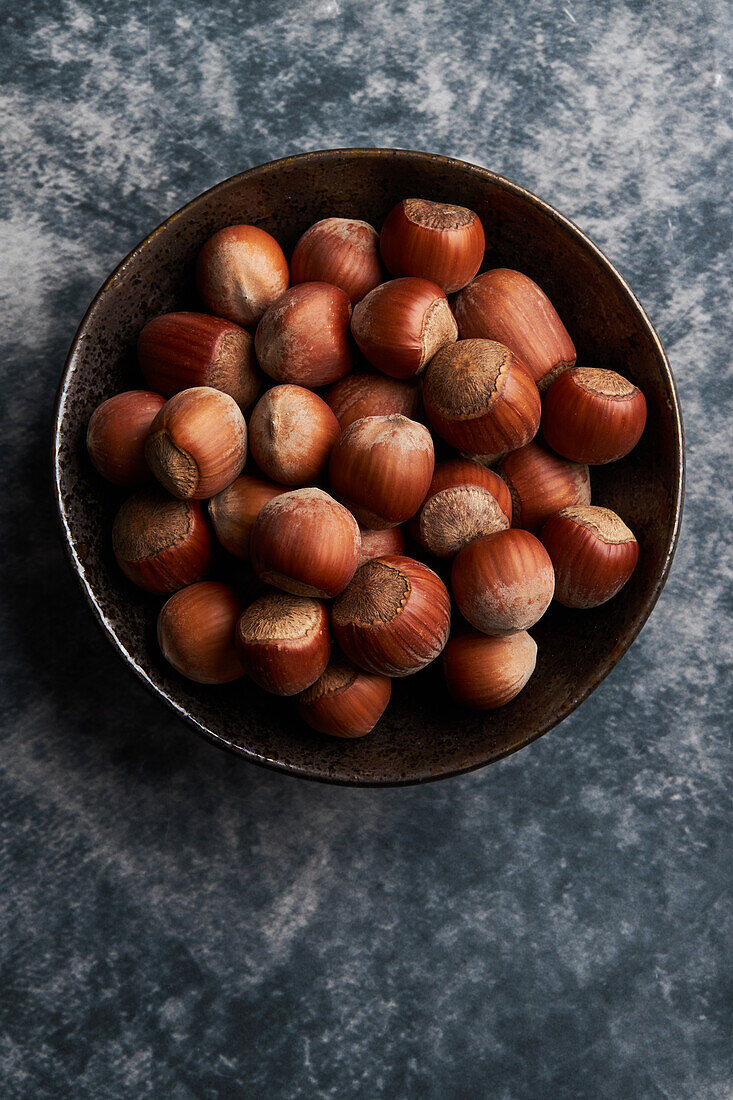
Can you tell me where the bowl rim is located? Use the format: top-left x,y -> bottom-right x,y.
52,147 -> 685,786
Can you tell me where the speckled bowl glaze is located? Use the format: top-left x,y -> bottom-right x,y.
53,149 -> 684,786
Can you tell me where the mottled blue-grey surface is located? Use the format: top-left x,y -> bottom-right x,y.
1,1 -> 731,1096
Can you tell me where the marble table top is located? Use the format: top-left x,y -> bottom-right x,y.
0,1 -> 729,1096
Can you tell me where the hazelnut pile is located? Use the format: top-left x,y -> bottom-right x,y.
86,199 -> 647,739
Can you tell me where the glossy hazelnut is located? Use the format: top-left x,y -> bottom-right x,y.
453,268 -> 576,392
157,581 -> 243,683
290,217 -> 383,304
255,282 -> 352,387
235,593 -> 330,695
357,525 -> 407,565
332,555 -> 451,676
542,367 -> 647,464
137,312 -> 261,409
208,473 -> 286,560
250,487 -> 360,597
350,277 -> 457,379
296,655 -> 392,738
86,390 -> 165,486
497,441 -> 591,534
328,414 -> 435,529
422,338 -> 540,457
540,505 -> 639,608
412,458 -> 512,558
451,529 -> 555,635
112,489 -> 212,593
442,629 -> 537,709
324,370 -> 420,431
144,387 -> 247,500
380,198 -> 485,293
249,384 -> 340,486
196,224 -> 289,326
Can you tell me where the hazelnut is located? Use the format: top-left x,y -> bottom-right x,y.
208,473 -> 286,560
328,414 -> 435,529
350,277 -> 457,379
412,458 -> 512,558
112,489 -> 211,593
324,370 -> 420,431
540,505 -> 639,608
255,282 -> 352,387
236,593 -> 330,695
422,338 -> 540,458
297,655 -> 392,738
86,390 -> 165,486
497,441 -> 591,534
137,312 -> 261,410
332,555 -> 451,676
453,268 -> 576,392
196,224 -> 289,326
380,198 -> 485,293
451,528 -> 555,635
357,526 -> 407,565
250,487 -> 360,597
290,217 -> 383,304
144,387 -> 247,500
443,629 -> 537,709
248,384 -> 340,486
542,367 -> 647,464
157,581 -> 243,683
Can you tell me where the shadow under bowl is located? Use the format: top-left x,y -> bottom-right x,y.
53,148 -> 684,786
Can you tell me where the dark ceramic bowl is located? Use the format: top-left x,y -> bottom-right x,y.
53,149 -> 684,786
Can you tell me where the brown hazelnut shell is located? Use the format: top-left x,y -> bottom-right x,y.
255,282 -> 353,387
112,489 -> 212,593
453,268 -> 576,392
208,474 -> 287,561
86,390 -> 165,486
357,526 -> 407,566
422,339 -> 541,456
250,487 -> 361,598
412,458 -> 512,558
248,384 -> 340,486
350,277 -> 457,379
236,593 -> 330,696
442,629 -> 538,709
157,581 -> 243,684
324,370 -> 421,431
332,554 -> 451,677
137,312 -> 261,409
540,505 -> 639,608
542,367 -> 647,464
497,441 -> 591,534
379,199 -> 485,293
297,655 -> 392,738
196,224 -> 289,327
328,414 -> 435,530
451,528 -> 555,636
144,386 -> 247,501
290,218 -> 383,304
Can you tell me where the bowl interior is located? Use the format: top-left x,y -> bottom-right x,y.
53,150 -> 683,785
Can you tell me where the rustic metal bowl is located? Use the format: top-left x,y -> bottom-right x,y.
52,149 -> 684,786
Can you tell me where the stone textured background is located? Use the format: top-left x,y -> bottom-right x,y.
1,1 -> 731,1096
